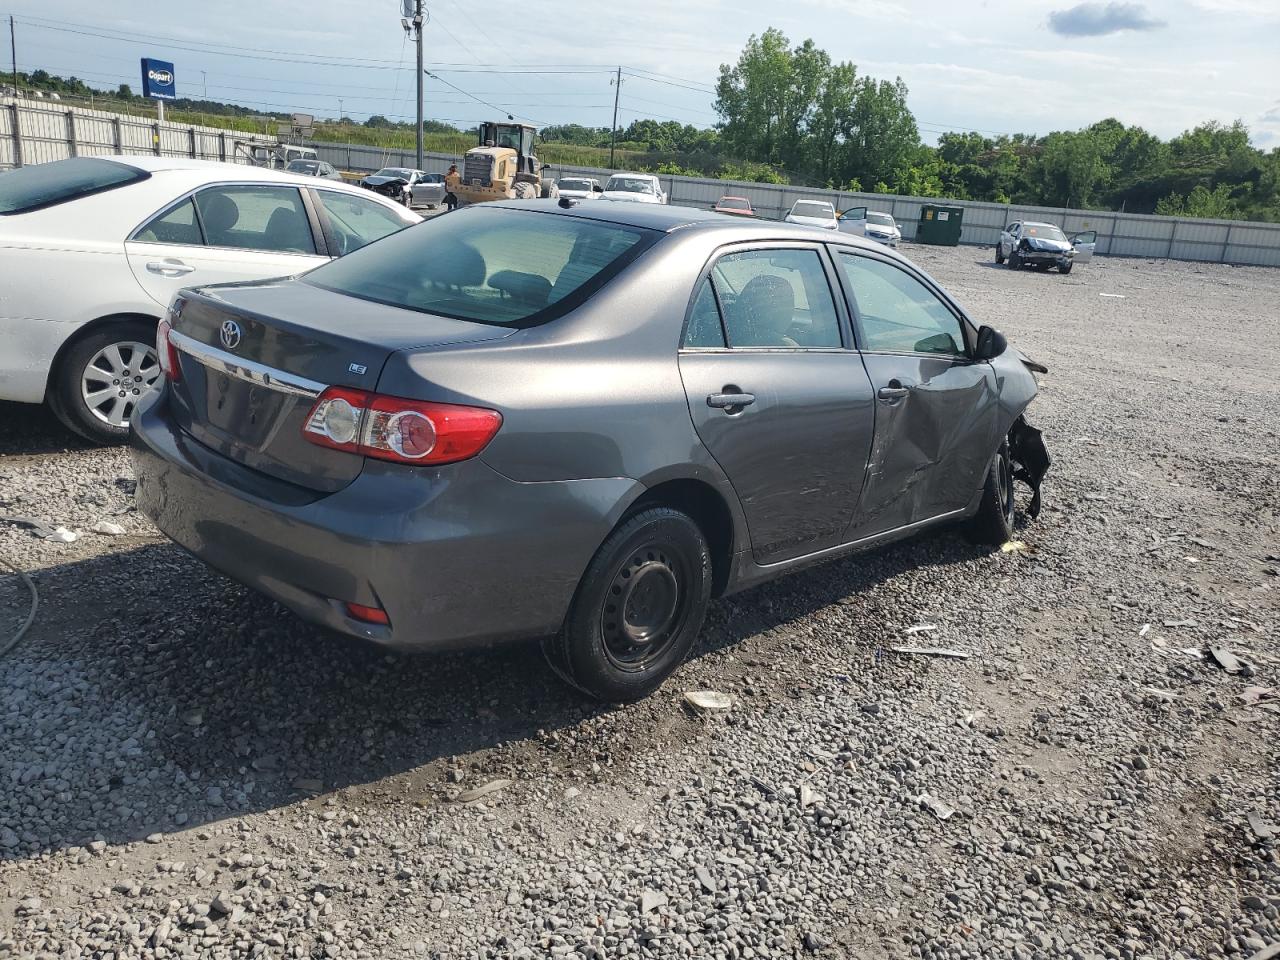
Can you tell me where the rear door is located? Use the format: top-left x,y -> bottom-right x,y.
125,183 -> 328,309
677,243 -> 876,565
832,249 -> 998,537
1071,230 -> 1097,263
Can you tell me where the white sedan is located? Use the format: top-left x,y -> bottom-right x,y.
783,199 -> 839,231
0,156 -> 421,443
600,173 -> 667,204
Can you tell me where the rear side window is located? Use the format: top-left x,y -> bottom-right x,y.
711,249 -> 842,348
194,185 -> 316,254
304,207 -> 655,328
0,158 -> 148,215
682,279 -> 726,348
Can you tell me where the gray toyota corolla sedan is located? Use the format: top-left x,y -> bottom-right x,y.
131,199 -> 1050,702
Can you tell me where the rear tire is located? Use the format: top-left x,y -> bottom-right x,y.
543,507 -> 712,702
540,181 -> 559,200
512,181 -> 537,200
965,441 -> 1016,545
51,319 -> 161,445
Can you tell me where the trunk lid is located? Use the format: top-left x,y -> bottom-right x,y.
168,279 -> 515,493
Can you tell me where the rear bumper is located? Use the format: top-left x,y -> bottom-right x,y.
130,390 -> 639,651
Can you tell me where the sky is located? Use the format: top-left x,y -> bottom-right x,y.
5,0 -> 1279,147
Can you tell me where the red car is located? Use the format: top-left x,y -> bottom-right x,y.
712,196 -> 754,216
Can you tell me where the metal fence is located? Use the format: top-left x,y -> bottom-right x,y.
5,99 -> 1279,267
1,97 -> 278,169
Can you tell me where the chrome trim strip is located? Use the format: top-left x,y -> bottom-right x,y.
169,330 -> 327,399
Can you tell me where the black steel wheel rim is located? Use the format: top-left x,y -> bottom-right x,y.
998,449 -> 1015,528
600,543 -> 687,672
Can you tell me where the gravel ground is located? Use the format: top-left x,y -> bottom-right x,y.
1,244 -> 1278,960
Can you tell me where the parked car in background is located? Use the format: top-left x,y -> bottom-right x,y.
784,199 -> 838,231
285,159 -> 343,181
996,221 -> 1094,273
131,200 -> 1049,703
557,177 -> 603,200
0,156 -> 421,443
360,167 -> 428,205
404,172 -> 451,210
712,196 -> 754,216
601,172 -> 667,204
839,208 -> 901,247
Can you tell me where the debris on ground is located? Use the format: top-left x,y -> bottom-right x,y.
903,623 -> 937,635
890,646 -> 972,659
1000,540 -> 1029,553
683,690 -> 732,711
640,890 -> 667,914
917,794 -> 957,821
1208,646 -> 1255,677
0,514 -> 78,541
90,519 -> 126,535
455,779 -> 512,803
1239,686 -> 1276,706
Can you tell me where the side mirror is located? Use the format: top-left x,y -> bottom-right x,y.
593,184 -> 603,192
974,325 -> 1008,361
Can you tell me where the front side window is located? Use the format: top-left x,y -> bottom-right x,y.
0,157 -> 148,215
316,191 -> 409,255
134,198 -> 203,245
194,185 -> 316,254
304,206 -> 654,328
710,249 -> 842,349
838,253 -> 966,357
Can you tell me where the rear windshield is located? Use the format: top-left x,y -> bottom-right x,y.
559,179 -> 592,191
606,176 -> 655,194
304,206 -> 656,328
718,198 -> 750,210
287,160 -> 320,174
0,157 -> 148,215
791,201 -> 833,218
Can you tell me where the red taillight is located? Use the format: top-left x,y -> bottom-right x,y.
157,318 -> 181,383
345,601 -> 390,625
302,387 -> 502,466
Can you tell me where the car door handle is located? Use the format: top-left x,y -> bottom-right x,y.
146,260 -> 195,277
877,386 -> 910,401
707,392 -> 755,409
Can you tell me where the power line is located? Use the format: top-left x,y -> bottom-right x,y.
423,69 -> 543,126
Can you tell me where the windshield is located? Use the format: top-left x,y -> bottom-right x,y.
305,207 -> 656,328
791,201 -> 833,219
559,179 -> 592,191
718,198 -> 750,210
606,176 -> 655,194
287,161 -> 320,174
374,168 -> 414,179
867,212 -> 895,227
0,157 -> 148,215
1024,223 -> 1067,242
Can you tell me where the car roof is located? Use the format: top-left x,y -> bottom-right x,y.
607,172 -> 658,179
104,155 -> 345,186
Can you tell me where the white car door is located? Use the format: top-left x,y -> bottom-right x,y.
1070,230 -> 1097,263
125,183 -> 328,310
837,206 -> 868,236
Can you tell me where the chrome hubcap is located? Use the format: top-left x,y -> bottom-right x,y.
80,341 -> 161,428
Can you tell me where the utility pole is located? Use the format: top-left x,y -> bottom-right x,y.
609,66 -> 622,168
401,0 -> 424,169
201,70 -> 207,99
9,16 -> 17,96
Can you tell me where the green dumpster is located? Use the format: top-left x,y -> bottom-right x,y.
916,204 -> 964,246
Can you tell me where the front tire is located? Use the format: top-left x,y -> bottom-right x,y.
51,319 -> 161,444
512,181 -> 537,200
965,441 -> 1016,545
544,507 -> 712,702
1007,248 -> 1022,270
1059,262 -> 1073,274
994,244 -> 1005,264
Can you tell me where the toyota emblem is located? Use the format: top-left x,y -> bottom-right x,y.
220,320 -> 242,350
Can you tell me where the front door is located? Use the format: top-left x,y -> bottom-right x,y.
1071,230 -> 1097,263
678,245 -> 876,565
832,249 -> 999,537
125,184 -> 327,310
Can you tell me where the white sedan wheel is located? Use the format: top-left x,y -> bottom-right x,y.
80,340 -> 161,428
